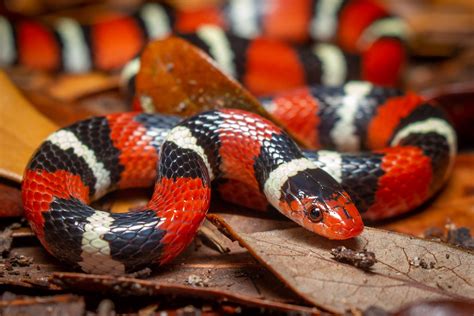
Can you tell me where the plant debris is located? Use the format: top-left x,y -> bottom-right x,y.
196,221 -> 231,254
0,292 -> 85,315
446,226 -> 474,250
186,274 -> 210,287
0,223 -> 21,257
408,257 -> 436,269
423,227 -> 445,239
1,253 -> 34,277
0,183 -> 23,218
423,223 -> 474,250
330,246 -> 377,270
8,254 -> 34,267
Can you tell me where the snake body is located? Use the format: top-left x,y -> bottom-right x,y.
23,108 -> 364,273
4,0 -> 456,274
0,0 -> 406,89
22,82 -> 456,273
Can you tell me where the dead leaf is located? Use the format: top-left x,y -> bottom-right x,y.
0,183 -> 22,217
0,71 -> 58,182
209,213 -> 474,314
47,73 -> 119,102
0,222 -> 21,256
135,36 -> 269,119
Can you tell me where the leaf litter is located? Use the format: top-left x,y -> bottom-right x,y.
209,212 -> 474,314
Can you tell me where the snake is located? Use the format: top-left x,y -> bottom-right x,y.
3,1 -> 455,273
22,81 -> 456,274
0,0 -> 407,91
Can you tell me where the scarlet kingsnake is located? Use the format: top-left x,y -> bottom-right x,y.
1,0 -> 407,91
2,1 -> 456,274
22,81 -> 456,273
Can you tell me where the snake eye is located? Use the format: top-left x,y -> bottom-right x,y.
307,206 -> 323,222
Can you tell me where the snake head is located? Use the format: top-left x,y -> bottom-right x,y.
279,168 -> 364,240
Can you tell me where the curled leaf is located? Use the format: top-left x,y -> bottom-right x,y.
135,37 -> 269,119
0,71 -> 58,182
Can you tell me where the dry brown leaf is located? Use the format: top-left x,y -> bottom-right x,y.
46,73 -> 119,102
0,183 -> 22,217
136,37 -> 267,118
210,213 -> 474,314
7,68 -> 128,127
0,71 -> 58,182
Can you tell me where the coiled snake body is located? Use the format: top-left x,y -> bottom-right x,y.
0,0 -> 455,274
22,82 -> 456,273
